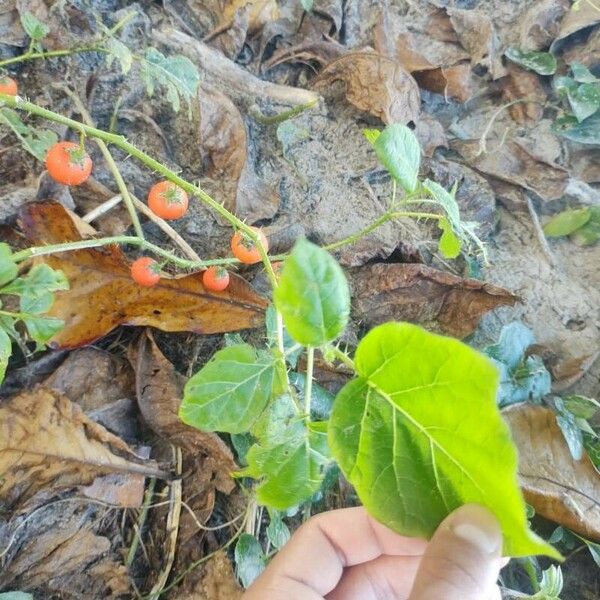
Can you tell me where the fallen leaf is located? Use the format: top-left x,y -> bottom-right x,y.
503,404 -> 600,541
563,26 -> 600,68
351,263 -> 520,339
452,139 -> 569,201
502,64 -> 546,124
569,148 -> 600,183
551,0 -> 600,54
18,202 -> 267,348
414,115 -> 448,158
518,0 -> 569,51
448,8 -> 505,79
312,52 -> 421,124
222,0 -> 278,34
263,38 -> 347,70
199,87 -> 280,223
0,387 -> 165,510
549,351 -> 600,393
207,4 -> 250,59
310,0 -> 343,34
44,347 -> 135,412
0,513 -> 131,597
128,329 -> 237,491
413,64 -> 473,103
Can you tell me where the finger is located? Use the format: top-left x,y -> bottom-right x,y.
408,504 -> 503,600
244,507 -> 427,598
327,555 -> 421,600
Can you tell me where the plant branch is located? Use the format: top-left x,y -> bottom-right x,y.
0,46 -> 109,69
325,344 -> 355,371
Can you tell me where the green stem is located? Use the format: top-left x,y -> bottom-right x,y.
126,477 -> 156,567
250,99 -> 318,125
0,309 -> 32,320
10,235 -> 238,269
0,46 -> 108,69
325,344 -> 355,371
304,346 -> 314,418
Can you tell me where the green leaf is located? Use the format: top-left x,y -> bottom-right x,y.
266,304 -> 301,368
23,315 -> 64,346
289,371 -> 334,419
485,321 -> 534,371
362,128 -> 381,144
231,432 -> 253,466
567,83 -> 600,122
543,207 -> 591,237
328,322 -> 560,558
555,409 -> 584,461
274,239 -> 350,347
571,62 -> 598,83
583,431 -> 600,469
0,243 -> 17,287
234,534 -> 266,588
0,327 -> 11,384
493,355 -> 551,407
571,206 -> 600,246
105,36 -> 133,75
301,0 -> 314,10
238,423 -> 330,509
505,48 -> 557,75
422,179 -> 461,228
251,393 -> 304,446
140,47 -> 200,113
180,344 -> 278,434
20,11 -> 49,41
437,218 -> 462,258
266,509 -> 291,550
552,113 -> 600,144
2,264 -> 68,314
369,123 -> 421,192
563,395 -> 600,419
0,593 -> 34,600
0,108 -> 58,161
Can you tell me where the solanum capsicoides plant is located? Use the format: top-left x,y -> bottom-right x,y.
180,125 -> 560,560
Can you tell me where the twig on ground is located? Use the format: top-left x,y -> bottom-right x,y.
526,195 -> 557,267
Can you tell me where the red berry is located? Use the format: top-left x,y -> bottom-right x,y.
148,181 -> 189,220
0,76 -> 18,96
131,257 -> 160,287
231,227 -> 269,265
46,141 -> 92,186
203,266 -> 230,292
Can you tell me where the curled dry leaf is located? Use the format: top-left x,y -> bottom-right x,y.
351,263 -> 520,339
413,64 -> 473,103
503,404 -> 600,541
452,139 -> 569,201
128,329 -> 236,492
0,387 -> 165,510
199,87 -> 280,223
502,64 -> 546,124
263,38 -> 347,70
551,0 -> 600,53
18,202 -> 267,348
518,0 -> 569,51
312,52 -> 421,124
448,7 -> 505,79
208,5 -> 250,60
563,26 -> 600,68
549,351 -> 600,393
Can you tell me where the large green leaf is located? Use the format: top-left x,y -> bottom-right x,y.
20,11 -> 49,41
235,534 -> 266,588
505,48 -> 557,75
552,113 -> 600,145
328,322 -> 560,558
0,243 -> 17,287
368,124 -> 421,192
543,207 -> 591,237
180,344 -> 278,434
567,83 -> 600,122
571,206 -> 600,246
0,327 -> 11,384
274,238 -> 350,347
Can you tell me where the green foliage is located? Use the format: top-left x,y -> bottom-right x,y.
328,321 -> 559,558
0,593 -> 34,600
276,120 -> 310,157
505,48 -> 557,75
366,124 -> 420,192
437,217 -> 462,258
266,304 -> 301,367
554,398 -> 584,461
0,108 -> 58,161
234,534 -> 266,588
552,113 -> 600,144
301,0 -> 314,10
571,62 -> 598,84
105,36 -> 133,75
140,48 -> 200,113
180,344 -> 279,434
484,322 -> 551,406
543,208 -> 591,237
527,566 -> 564,600
0,244 -> 17,287
571,206 -> 600,246
562,395 -> 600,419
20,11 -> 49,50
0,328 -> 10,383
266,509 -> 291,550
274,239 -> 350,347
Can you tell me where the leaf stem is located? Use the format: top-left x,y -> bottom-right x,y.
0,46 -> 108,69
304,346 -> 314,418
0,309 -> 32,320
325,344 -> 355,371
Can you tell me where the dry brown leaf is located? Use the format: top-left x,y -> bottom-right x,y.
502,64 -> 546,124
312,52 -> 420,124
44,347 -> 135,412
351,263 -> 519,339
199,87 -> 280,223
263,38 -> 347,70
414,115 -> 448,158
448,7 -> 505,79
503,404 -> 600,541
549,351 -> 600,393
222,0 -> 278,34
129,329 -> 236,492
563,25 -> 600,67
518,0 -> 569,51
569,149 -> 600,183
452,139 -> 569,201
413,64 -> 473,103
551,0 -> 600,53
18,202 -> 267,348
0,387 -> 165,510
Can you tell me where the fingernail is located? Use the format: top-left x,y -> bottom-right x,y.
449,505 -> 502,555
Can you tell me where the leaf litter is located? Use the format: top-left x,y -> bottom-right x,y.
1,0 -> 600,596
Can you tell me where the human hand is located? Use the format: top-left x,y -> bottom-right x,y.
243,504 -> 504,600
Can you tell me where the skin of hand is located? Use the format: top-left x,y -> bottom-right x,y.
243,504 -> 505,600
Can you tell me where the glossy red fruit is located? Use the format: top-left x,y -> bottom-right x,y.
202,266 -> 230,292
131,257 -> 160,287
46,141 -> 92,185
148,181 -> 189,220
230,227 -> 269,265
0,76 -> 18,96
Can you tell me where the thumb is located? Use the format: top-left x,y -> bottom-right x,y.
408,504 -> 503,600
